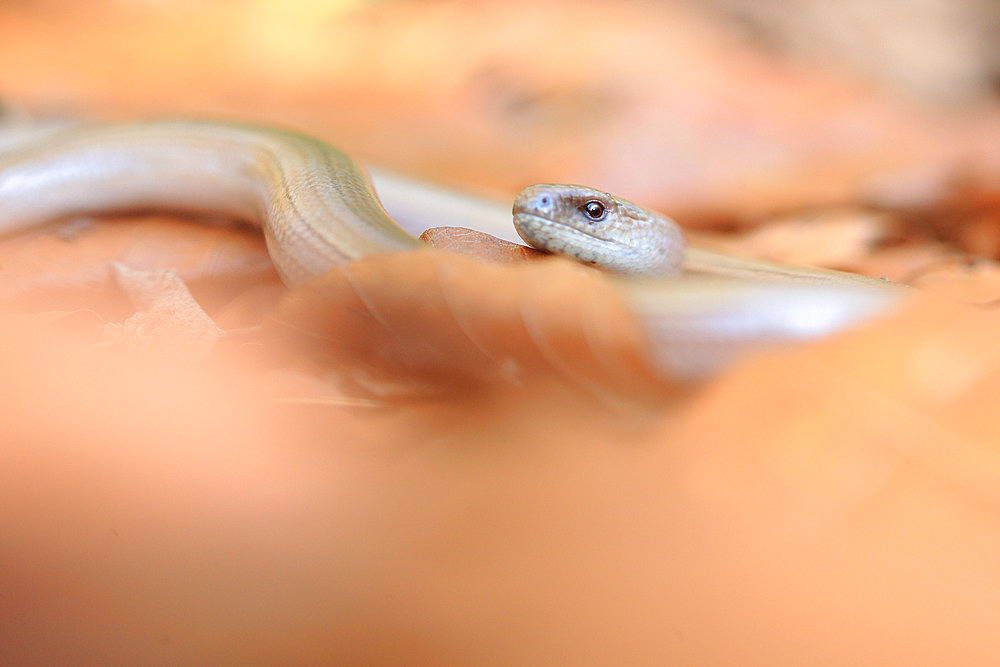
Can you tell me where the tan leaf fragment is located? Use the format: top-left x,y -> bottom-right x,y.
694,207 -> 893,272
107,263 -> 223,354
420,226 -> 547,264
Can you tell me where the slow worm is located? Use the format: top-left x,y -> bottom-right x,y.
0,119 -> 905,379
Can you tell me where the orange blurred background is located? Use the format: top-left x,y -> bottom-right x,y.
5,0 -> 1000,222
5,1 -> 1000,663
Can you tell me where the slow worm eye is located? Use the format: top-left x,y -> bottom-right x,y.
582,200 -> 606,221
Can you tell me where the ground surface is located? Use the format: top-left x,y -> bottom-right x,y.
3,1 -> 1000,663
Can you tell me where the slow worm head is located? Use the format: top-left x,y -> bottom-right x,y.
513,184 -> 687,276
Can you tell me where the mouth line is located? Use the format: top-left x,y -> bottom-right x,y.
513,212 -> 622,250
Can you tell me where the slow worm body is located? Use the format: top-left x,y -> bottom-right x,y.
0,119 -> 904,379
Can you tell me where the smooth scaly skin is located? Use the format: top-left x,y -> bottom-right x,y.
513,183 -> 896,289
0,119 -> 421,285
513,184 -> 688,275
0,119 -> 905,379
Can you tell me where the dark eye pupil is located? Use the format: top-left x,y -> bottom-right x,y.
583,201 -> 605,220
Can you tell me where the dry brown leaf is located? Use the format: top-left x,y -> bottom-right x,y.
0,215 -> 276,313
908,258 -> 1000,304
211,283 -> 286,331
3,286 -> 1000,662
956,211 -> 1000,259
724,207 -> 893,269
267,248 -> 672,401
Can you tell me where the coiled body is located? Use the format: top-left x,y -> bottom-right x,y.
0,119 -> 905,378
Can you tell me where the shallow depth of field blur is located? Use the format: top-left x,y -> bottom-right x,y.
5,0 -> 1000,224
5,1 -> 1000,663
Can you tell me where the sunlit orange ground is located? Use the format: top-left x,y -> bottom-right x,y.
3,1 -> 1000,663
